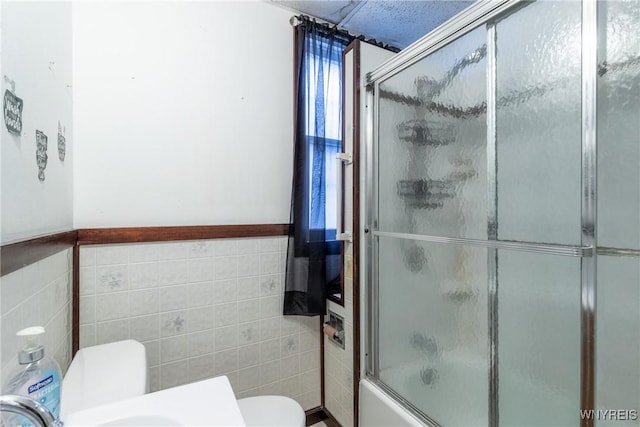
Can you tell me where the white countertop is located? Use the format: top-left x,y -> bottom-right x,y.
64,376 -> 246,426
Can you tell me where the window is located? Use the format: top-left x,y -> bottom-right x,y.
303,35 -> 343,238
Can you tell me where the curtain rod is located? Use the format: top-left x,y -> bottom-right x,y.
290,14 -> 400,53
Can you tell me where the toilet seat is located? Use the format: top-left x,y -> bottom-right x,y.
237,395 -> 305,427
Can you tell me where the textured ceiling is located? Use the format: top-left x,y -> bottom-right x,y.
268,0 -> 475,49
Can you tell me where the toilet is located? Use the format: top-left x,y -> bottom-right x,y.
237,395 -> 306,427
60,340 -> 147,418
61,339 -> 305,427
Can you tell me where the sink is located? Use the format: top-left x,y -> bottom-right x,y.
64,376 -> 245,426
100,415 -> 181,426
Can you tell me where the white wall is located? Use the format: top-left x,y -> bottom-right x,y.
1,2 -> 73,244
73,1 -> 293,228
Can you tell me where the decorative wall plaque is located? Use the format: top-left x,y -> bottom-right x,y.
36,130 -> 48,181
57,121 -> 66,161
4,89 -> 23,135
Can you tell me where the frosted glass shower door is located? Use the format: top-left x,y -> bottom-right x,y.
596,1 -> 640,424
377,27 -> 487,240
495,1 -> 584,425
366,0 -> 640,425
377,238 -> 488,426
495,0 -> 583,245
374,26 -> 489,426
369,1 -> 588,425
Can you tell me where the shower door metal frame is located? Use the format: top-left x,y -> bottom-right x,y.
363,0 -> 598,426
486,21 -> 499,427
580,0 -> 598,422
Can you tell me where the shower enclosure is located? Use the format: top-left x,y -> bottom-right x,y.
363,0 -> 639,426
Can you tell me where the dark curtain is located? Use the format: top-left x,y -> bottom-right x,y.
284,18 -> 352,315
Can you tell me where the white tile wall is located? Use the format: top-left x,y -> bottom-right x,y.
325,241 -> 356,427
79,237 -> 321,410
325,74 -> 357,424
0,249 -> 74,387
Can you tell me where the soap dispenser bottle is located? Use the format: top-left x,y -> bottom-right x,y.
3,326 -> 62,424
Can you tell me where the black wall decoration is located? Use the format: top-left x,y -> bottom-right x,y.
4,89 -> 23,135
36,130 -> 48,181
57,121 -> 66,161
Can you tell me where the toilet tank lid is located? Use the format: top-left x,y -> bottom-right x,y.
61,340 -> 147,418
